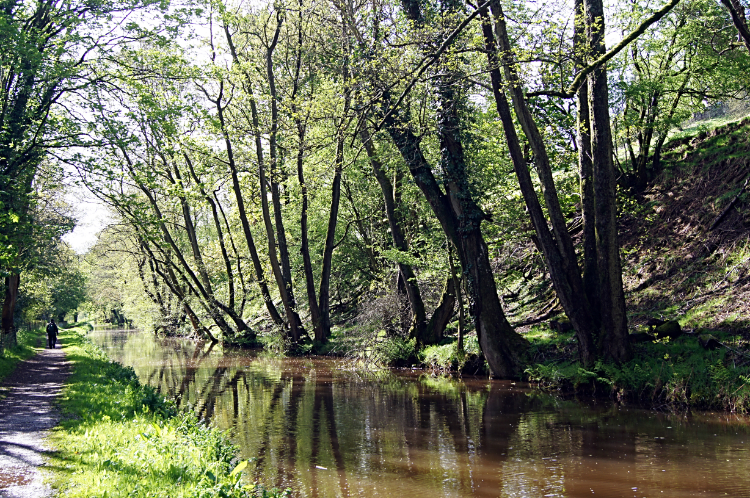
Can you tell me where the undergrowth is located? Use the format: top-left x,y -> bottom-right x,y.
0,326 -> 43,384
50,325 -> 290,497
419,335 -> 484,374
525,331 -> 750,413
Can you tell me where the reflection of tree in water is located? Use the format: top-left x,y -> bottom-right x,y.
142,349 -> 538,497
94,331 -> 750,498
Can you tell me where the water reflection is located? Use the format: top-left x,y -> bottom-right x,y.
91,329 -> 750,497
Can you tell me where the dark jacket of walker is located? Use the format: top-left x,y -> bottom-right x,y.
46,321 -> 58,349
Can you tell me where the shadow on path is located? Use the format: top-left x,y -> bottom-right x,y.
0,340 -> 70,497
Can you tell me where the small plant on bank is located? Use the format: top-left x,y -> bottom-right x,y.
419,335 -> 483,374
369,334 -> 417,367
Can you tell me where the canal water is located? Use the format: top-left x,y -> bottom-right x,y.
90,329 -> 750,498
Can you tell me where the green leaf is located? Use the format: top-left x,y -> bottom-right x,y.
229,460 -> 248,477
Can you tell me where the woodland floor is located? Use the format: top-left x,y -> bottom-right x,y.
620,117 -> 750,336
0,339 -> 70,498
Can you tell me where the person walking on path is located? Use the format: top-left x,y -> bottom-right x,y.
45,319 -> 57,349
0,337 -> 70,497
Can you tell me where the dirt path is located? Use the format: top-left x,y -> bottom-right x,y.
0,339 -> 70,497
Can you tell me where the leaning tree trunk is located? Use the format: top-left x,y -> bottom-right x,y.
223,27 -> 285,328
425,276 -> 456,343
382,0 -> 528,377
482,2 -> 597,366
383,106 -> 527,377
359,126 -> 429,344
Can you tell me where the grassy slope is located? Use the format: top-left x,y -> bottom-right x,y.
0,327 -> 44,385
522,117 -> 750,411
49,325 -> 288,498
621,118 -> 750,333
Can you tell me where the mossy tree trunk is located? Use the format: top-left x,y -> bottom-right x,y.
383,0 -> 528,378
585,0 -> 632,362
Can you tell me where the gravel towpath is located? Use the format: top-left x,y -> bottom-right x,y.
0,339 -> 70,497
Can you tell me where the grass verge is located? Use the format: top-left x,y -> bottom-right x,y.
49,325 -> 289,497
524,327 -> 750,413
0,327 -> 44,384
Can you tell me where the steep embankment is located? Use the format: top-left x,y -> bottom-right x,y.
620,118 -> 750,333
522,119 -> 750,411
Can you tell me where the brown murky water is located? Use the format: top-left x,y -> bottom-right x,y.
91,329 -> 750,497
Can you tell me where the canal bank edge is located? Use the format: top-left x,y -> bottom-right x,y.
48,325 -> 290,498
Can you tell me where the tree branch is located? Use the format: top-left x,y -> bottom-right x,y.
530,0 -> 681,99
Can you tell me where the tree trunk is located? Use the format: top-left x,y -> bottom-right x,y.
317,136 -> 343,342
289,3 -> 323,343
317,23 -> 352,343
223,27 -> 285,328
720,0 -> 750,53
449,245 -> 465,356
359,126 -> 429,344
184,153 -> 237,311
585,0 -> 632,362
482,3 -> 597,365
118,146 -> 241,341
266,12 -> 305,344
140,240 -> 217,342
426,276 -> 455,344
2,274 -> 20,352
574,0 -> 600,325
296,117 -> 323,343
383,104 -> 527,377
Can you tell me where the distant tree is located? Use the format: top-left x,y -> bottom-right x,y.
0,0 -> 164,345
20,242 -> 86,323
611,0 -> 750,190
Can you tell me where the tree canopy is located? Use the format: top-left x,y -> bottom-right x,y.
4,0 -> 750,373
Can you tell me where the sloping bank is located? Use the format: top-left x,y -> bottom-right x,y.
49,325 -> 289,498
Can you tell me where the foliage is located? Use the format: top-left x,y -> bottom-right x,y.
18,242 -> 86,322
610,0 -> 750,186
0,0 -> 166,274
366,335 -> 417,368
50,326 -> 290,497
19,0 -> 748,397
525,331 -> 750,413
0,326 -> 42,380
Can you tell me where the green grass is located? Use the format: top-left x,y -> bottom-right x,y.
525,331 -> 750,413
49,326 -> 289,497
0,327 -> 45,384
419,335 -> 483,373
667,102 -> 750,142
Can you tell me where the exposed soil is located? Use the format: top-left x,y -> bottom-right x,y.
0,339 -> 70,498
493,117 -> 750,339
620,118 -> 750,333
